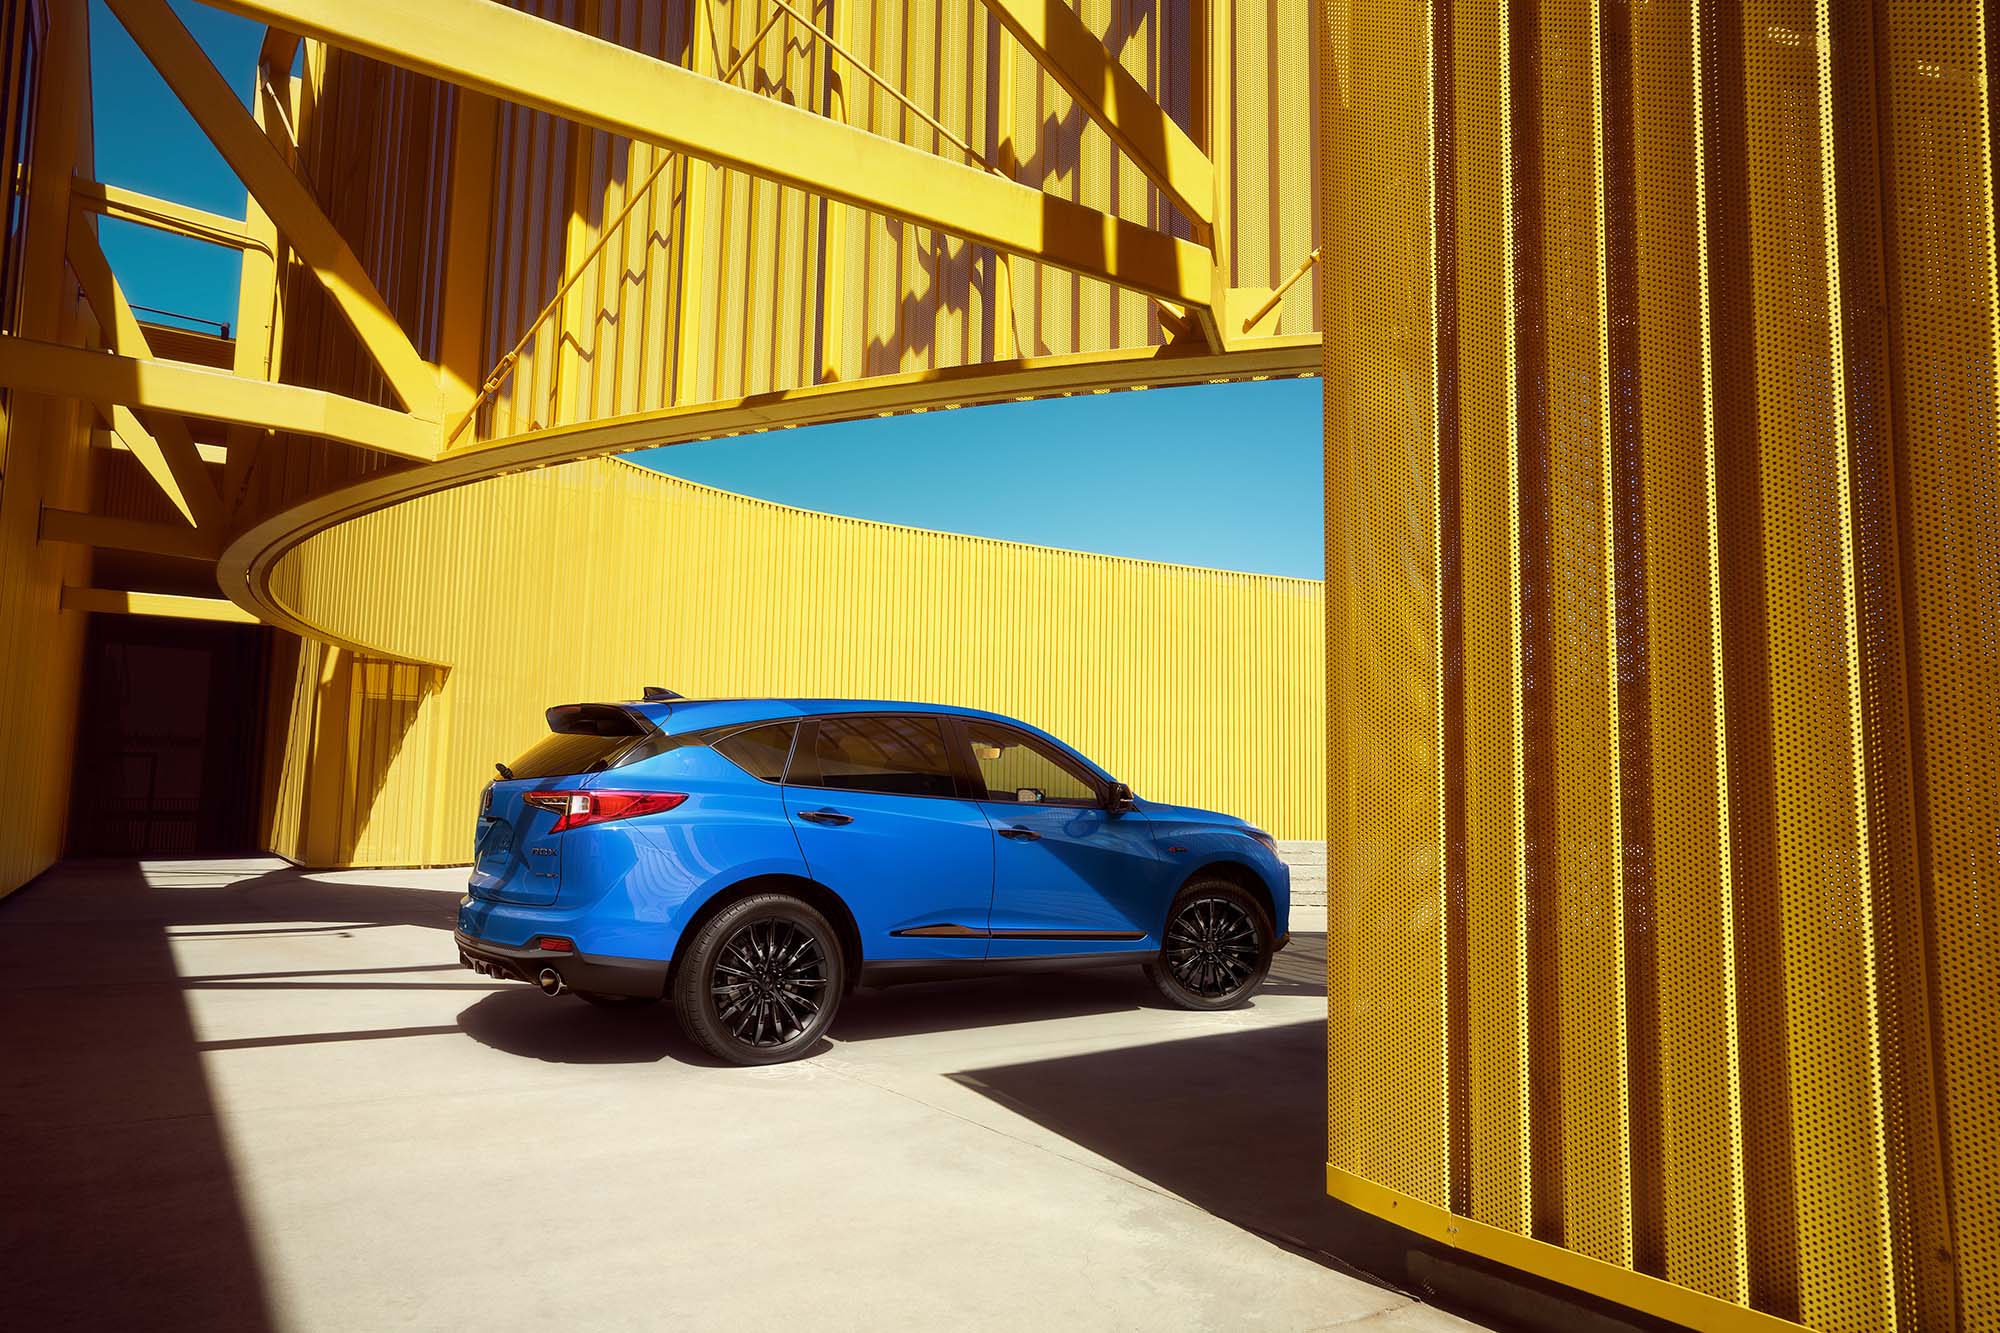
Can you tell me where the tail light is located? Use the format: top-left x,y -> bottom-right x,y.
523,789 -> 687,832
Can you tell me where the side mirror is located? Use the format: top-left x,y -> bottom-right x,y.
1014,787 -> 1044,804
1105,782 -> 1135,815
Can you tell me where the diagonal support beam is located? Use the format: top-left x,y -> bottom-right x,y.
101,415 -> 228,464
68,212 -> 227,530
194,0 -> 1215,309
974,0 -> 1213,228
103,0 -> 441,419
41,506 -> 224,559
0,336 -> 439,460
104,406 -> 201,525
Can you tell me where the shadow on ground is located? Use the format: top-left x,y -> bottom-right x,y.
3,859 -> 1656,1332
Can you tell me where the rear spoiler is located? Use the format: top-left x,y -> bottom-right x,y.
544,703 -> 648,736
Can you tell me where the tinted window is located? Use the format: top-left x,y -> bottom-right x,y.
508,732 -> 634,779
965,722 -> 1099,805
800,716 -> 956,798
713,722 -> 797,782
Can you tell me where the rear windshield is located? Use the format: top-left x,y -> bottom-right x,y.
507,732 -> 635,779
507,704 -> 647,779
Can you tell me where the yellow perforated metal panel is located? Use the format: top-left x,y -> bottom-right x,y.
1320,0 -> 1448,1208
1323,0 -> 1998,1327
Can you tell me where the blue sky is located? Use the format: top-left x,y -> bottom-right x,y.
86,1 -> 1324,579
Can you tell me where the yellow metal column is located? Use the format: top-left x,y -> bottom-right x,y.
1879,0 -> 2000,1326
1450,0 -> 1531,1238
1321,0 -> 1448,1206
1626,0 -> 1748,1299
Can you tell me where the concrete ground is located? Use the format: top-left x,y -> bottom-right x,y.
2,857 -> 1480,1333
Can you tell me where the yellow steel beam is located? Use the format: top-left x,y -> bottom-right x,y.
102,0 -> 441,420
105,405 -> 203,525
219,334 -> 1321,650
98,419 -> 229,466
69,176 -> 257,251
438,91 -> 497,425
1327,1169 -> 1812,1333
0,336 -> 438,460
258,23 -> 300,81
67,213 -> 227,530
61,585 -> 258,624
196,0 -> 1216,308
973,0 -> 1214,228
39,506 -> 222,560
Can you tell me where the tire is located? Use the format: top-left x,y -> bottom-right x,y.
672,893 -> 845,1065
574,990 -> 657,1008
1144,879 -> 1273,1010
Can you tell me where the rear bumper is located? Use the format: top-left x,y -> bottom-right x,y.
455,930 -> 667,999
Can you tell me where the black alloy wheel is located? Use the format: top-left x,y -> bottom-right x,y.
711,918 -> 829,1047
673,893 -> 845,1064
1145,880 -> 1272,1010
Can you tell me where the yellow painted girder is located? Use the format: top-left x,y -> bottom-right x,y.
974,0 -> 1215,228
102,0 -> 441,420
219,335 -> 1321,648
60,585 -> 257,624
97,425 -> 228,466
0,335 -> 438,460
69,176 -> 257,251
197,0 -> 1217,309
67,212 -> 227,530
39,507 -> 222,560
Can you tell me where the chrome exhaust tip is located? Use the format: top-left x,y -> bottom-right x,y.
537,967 -> 565,996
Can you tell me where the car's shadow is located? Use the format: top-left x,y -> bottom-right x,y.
455,934 -> 1328,1065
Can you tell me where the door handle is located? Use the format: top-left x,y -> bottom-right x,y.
998,826 -> 1041,841
797,808 -> 853,826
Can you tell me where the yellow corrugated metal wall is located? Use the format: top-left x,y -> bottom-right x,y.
456,0 -> 1319,441
1320,0 -> 1998,1326
258,457 -> 1324,864
231,0 -> 1327,867
0,2 -> 99,899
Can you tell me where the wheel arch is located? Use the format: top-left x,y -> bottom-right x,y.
670,873 -> 865,990
1178,859 -> 1277,933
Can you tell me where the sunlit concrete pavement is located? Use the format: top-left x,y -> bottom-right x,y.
2,858 -> 1480,1332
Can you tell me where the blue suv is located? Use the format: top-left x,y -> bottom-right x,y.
456,695 -> 1291,1064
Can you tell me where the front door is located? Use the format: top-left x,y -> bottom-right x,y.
958,719 -> 1169,958
783,714 -> 993,961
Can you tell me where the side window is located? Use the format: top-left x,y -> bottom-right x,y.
799,716 -> 957,798
965,722 -> 1099,806
712,722 -> 797,782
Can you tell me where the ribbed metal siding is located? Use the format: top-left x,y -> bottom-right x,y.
0,1 -> 93,899
392,0 -> 1323,443
1321,0 -> 1999,1326
260,457 -> 1324,863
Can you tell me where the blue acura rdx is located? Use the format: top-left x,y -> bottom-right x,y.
456,693 -> 1291,1064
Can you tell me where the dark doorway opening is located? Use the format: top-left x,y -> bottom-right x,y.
66,614 -> 267,857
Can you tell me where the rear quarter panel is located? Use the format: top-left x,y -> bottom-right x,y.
564,747 -> 812,961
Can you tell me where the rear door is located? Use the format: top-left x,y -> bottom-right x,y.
782,714 -> 994,961
468,706 -> 647,906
